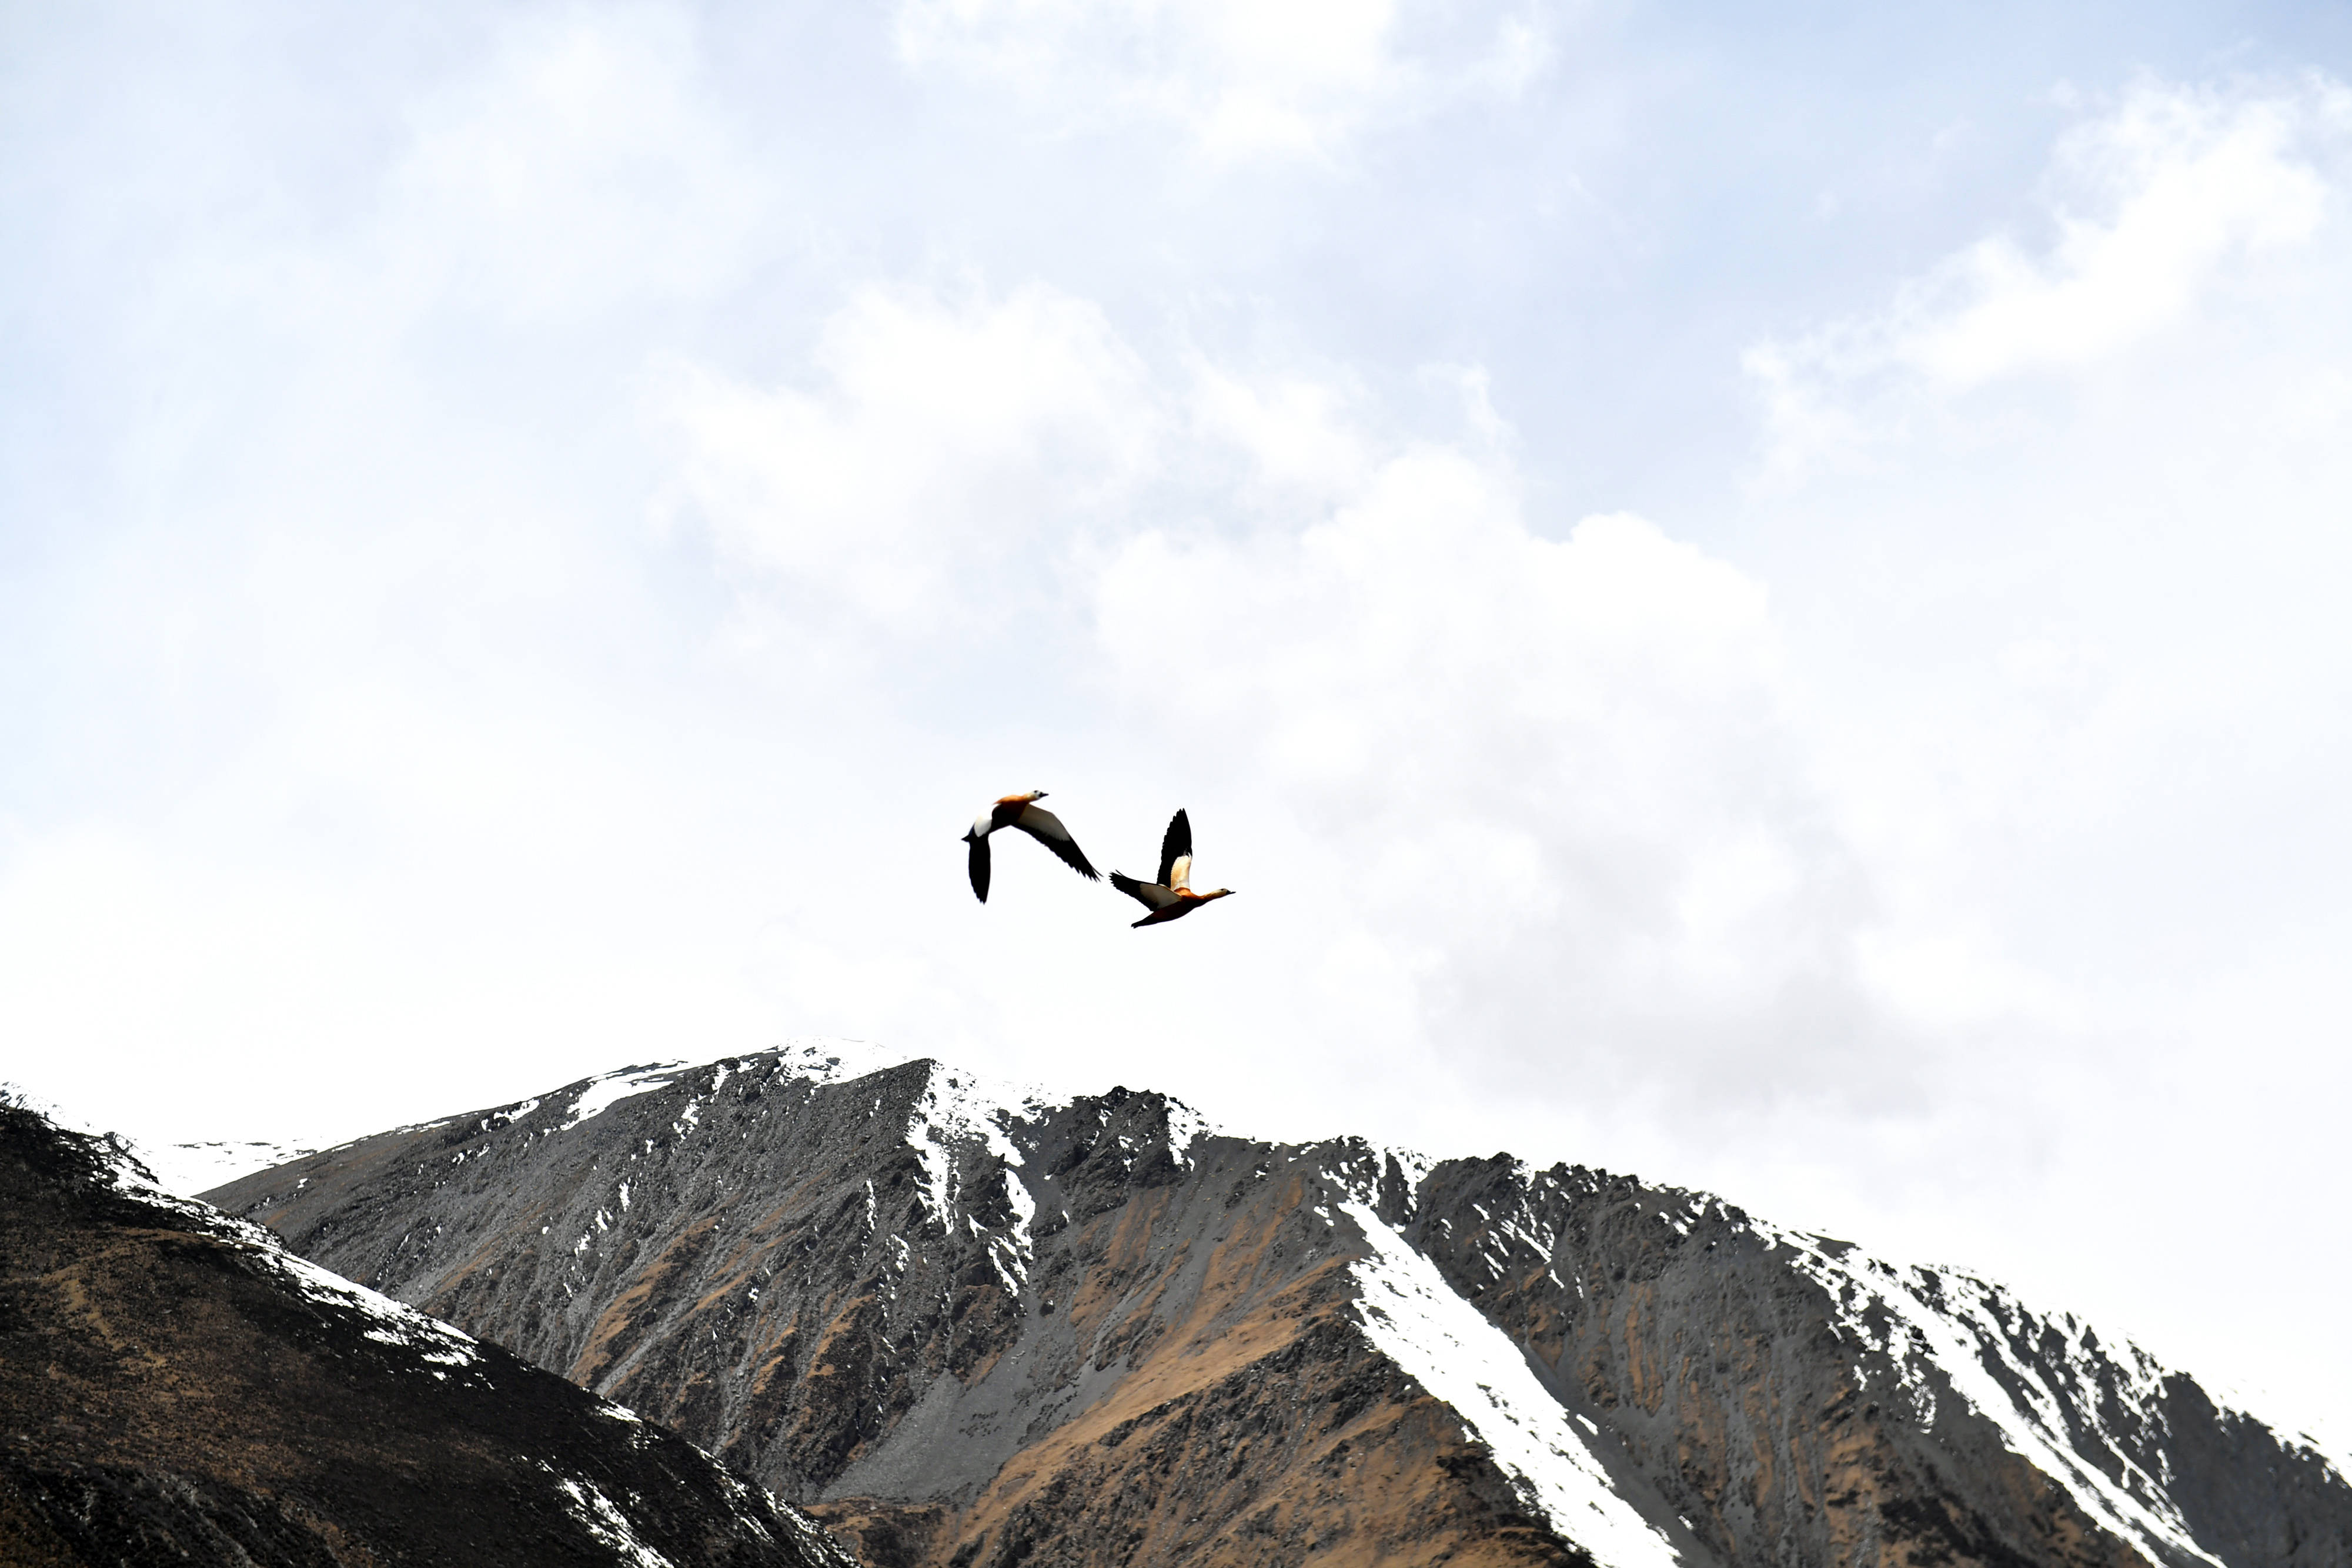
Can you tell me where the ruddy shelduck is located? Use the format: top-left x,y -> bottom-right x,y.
1110,809 -> 1237,928
964,791 -> 1099,902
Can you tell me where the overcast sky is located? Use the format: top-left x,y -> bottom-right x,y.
7,0 -> 2352,1454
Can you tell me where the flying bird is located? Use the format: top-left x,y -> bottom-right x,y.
963,791 -> 1099,902
1110,808 -> 1237,928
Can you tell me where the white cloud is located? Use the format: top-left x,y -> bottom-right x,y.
895,0 -> 1546,158
382,6 -> 769,320
1186,360 -> 1375,499
1749,77 -> 2350,478
1094,385 -> 1891,1114
655,281 -> 1888,1119
656,282 -> 1160,636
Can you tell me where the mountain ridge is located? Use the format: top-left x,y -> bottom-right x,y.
203,1041 -> 2352,1568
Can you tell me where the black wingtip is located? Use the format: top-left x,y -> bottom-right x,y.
1156,808 -> 1192,889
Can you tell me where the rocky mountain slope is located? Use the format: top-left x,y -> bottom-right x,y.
206,1043 -> 2352,1568
0,1100 -> 857,1568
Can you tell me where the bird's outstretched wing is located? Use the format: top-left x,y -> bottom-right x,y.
1110,871 -> 1180,911
1157,809 -> 1192,890
968,835 -> 992,902
1013,804 -> 1100,880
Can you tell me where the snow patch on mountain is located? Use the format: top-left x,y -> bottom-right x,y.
143,1138 -> 320,1196
1341,1200 -> 1682,1568
555,1473 -> 680,1568
772,1036 -> 938,1086
275,1249 -> 485,1373
1763,1225 -> 2224,1568
911,1064 -> 1038,1178
1164,1097 -> 1218,1164
563,1065 -> 695,1130
1387,1146 -> 1435,1191
906,1060 -> 1057,1290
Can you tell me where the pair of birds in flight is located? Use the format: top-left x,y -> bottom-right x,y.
963,791 -> 1237,928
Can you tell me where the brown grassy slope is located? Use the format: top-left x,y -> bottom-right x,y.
805,1163 -> 1585,1568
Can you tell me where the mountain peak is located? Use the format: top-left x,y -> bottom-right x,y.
202,1046 -> 2352,1568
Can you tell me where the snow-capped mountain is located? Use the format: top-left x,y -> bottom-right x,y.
0,1098 -> 856,1568
139,1135 -> 322,1196
205,1043 -> 2351,1568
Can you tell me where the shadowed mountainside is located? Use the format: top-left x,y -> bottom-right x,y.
0,1101 -> 858,1568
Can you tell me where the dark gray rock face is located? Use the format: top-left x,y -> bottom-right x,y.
0,1102 -> 858,1568
206,1045 -> 2351,1568
1399,1155 -> 2348,1568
